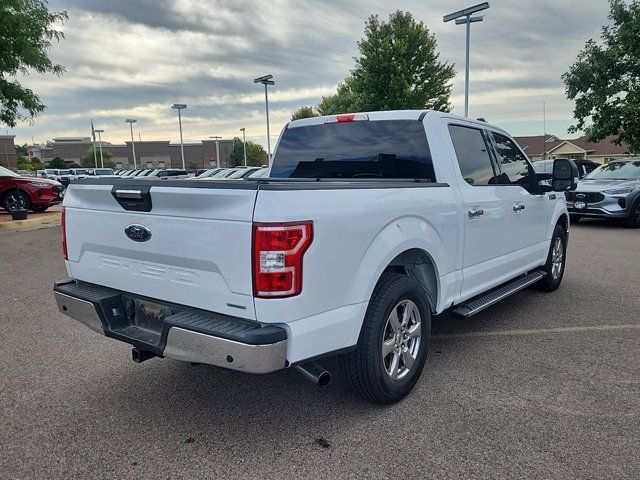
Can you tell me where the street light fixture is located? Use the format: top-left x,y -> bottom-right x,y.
253,74 -> 275,162
94,129 -> 105,168
125,119 -> 137,169
209,136 -> 222,168
443,2 -> 490,117
239,127 -> 247,167
171,103 -> 187,169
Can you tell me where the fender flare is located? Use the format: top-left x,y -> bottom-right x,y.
348,215 -> 448,311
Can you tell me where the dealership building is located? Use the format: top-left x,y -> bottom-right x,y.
34,137 -> 236,169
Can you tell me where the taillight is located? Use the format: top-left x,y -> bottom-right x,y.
61,207 -> 68,260
252,222 -> 313,298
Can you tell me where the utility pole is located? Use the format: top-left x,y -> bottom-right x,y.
254,75 -> 275,162
95,129 -> 105,168
444,3 -> 490,117
125,119 -> 138,168
172,104 -> 187,169
209,136 -> 222,168
240,127 -> 247,166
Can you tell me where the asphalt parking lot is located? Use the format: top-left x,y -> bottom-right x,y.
1,221 -> 638,480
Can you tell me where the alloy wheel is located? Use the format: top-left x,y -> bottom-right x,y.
551,237 -> 564,280
381,299 -> 421,380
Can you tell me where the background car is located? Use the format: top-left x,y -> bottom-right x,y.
246,167 -> 269,179
0,166 -> 63,212
532,158 -> 598,178
91,168 -> 118,177
225,167 -> 262,179
195,168 -> 224,178
44,168 -> 72,186
566,159 -> 640,227
145,169 -> 189,179
16,169 -> 36,177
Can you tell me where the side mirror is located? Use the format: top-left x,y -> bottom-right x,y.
552,159 -> 579,192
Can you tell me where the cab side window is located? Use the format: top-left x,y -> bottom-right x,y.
448,125 -> 497,186
492,133 -> 536,193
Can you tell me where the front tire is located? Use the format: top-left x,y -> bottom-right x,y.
625,198 -> 640,228
2,190 -> 31,212
535,225 -> 567,292
340,272 -> 431,404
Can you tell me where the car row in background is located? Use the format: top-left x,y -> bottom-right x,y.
0,165 -> 64,212
111,166 -> 269,180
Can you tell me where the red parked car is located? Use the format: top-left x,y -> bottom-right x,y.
0,166 -> 64,212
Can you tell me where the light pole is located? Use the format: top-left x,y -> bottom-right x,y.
240,127 -> 247,166
94,129 -> 105,168
171,104 -> 187,169
253,74 -> 275,162
209,136 -> 222,168
91,119 -> 98,168
443,2 -> 490,117
125,119 -> 137,169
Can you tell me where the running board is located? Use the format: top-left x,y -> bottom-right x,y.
451,271 -> 546,319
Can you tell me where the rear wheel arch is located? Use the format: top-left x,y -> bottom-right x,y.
382,248 -> 439,312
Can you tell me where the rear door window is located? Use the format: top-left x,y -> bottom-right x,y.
448,125 -> 497,186
270,120 -> 435,181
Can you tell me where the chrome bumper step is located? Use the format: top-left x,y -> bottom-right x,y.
451,270 -> 546,319
53,280 -> 287,374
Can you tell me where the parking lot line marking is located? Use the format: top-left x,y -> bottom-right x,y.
432,323 -> 640,340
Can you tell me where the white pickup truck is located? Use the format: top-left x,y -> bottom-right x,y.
54,110 -> 578,403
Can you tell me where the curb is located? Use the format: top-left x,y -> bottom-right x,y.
0,213 -> 61,232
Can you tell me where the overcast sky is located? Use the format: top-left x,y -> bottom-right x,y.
8,0 -> 611,147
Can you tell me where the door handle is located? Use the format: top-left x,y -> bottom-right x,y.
468,208 -> 484,219
512,203 -> 525,212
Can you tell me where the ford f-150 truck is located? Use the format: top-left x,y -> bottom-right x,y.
54,110 -> 578,403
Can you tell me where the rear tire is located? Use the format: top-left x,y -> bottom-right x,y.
625,198 -> 640,228
535,225 -> 567,292
340,272 -> 431,404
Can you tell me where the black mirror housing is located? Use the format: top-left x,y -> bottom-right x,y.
552,158 -> 579,191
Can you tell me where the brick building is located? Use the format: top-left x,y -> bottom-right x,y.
48,137 -> 235,169
0,135 -> 18,169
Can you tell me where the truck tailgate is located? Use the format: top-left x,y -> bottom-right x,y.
63,181 -> 258,320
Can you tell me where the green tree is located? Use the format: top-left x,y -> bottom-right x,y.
317,11 -> 455,115
317,80 -> 358,115
16,143 -> 29,156
0,1 -> 67,127
187,160 -> 198,170
82,146 -> 114,168
563,0 -> 640,152
291,106 -> 319,121
228,137 -> 268,167
47,156 -> 66,169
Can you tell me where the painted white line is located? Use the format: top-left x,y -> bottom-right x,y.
433,323 -> 640,340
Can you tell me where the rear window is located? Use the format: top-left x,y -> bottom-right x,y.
270,120 -> 435,180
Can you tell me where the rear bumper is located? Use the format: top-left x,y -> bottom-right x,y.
53,280 -> 287,374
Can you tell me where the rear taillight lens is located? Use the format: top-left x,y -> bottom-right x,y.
252,222 -> 313,298
61,207 -> 68,260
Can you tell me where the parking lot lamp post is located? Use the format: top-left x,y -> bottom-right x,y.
209,136 -> 222,168
240,127 -> 247,166
95,129 -> 104,168
253,75 -> 275,162
443,2 -> 490,117
171,104 -> 187,169
125,119 -> 137,169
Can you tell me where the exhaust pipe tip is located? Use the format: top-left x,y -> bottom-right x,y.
294,362 -> 332,388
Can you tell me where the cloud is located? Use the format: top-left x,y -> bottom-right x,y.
8,0 -> 612,145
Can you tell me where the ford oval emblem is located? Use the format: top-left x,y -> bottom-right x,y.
125,224 -> 152,242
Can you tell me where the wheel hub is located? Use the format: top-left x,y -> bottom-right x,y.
382,299 -> 422,380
